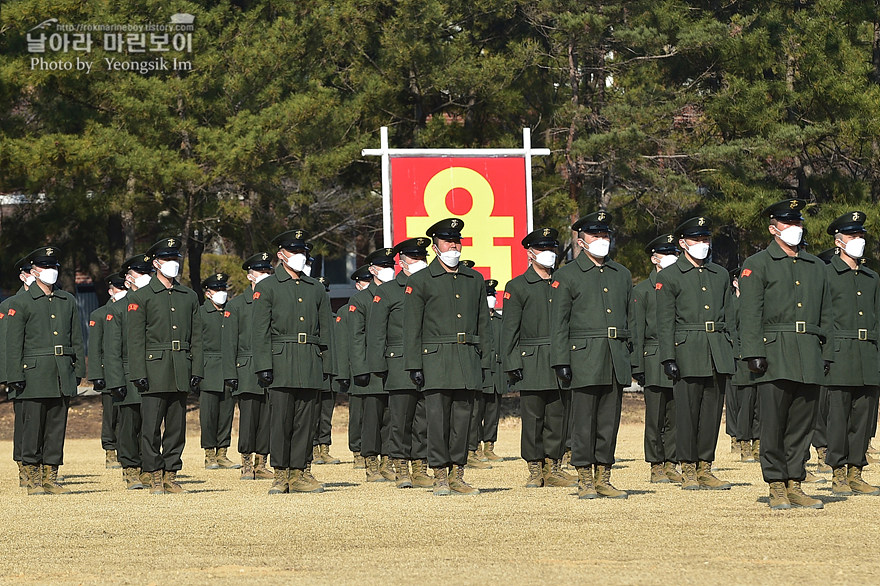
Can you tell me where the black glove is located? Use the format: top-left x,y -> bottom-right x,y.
76,377 -> 82,386
110,386 -> 127,400
555,365 -> 572,385
225,379 -> 238,392
662,360 -> 680,382
336,378 -> 350,392
824,360 -> 831,376
507,369 -> 524,384
353,373 -> 371,387
190,376 -> 202,393
92,378 -> 106,391
409,370 -> 425,388
257,370 -> 274,387
747,357 -> 768,375
323,372 -> 329,381
633,373 -> 646,387
134,378 -> 149,392
377,371 -> 388,381
9,380 -> 26,393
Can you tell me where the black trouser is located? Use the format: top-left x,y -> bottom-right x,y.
12,399 -> 23,462
101,393 -> 119,450
360,394 -> 389,458
736,384 -> 760,441
811,386 -> 830,449
20,397 -> 68,466
725,378 -> 740,439
388,390 -> 428,460
348,395 -> 363,453
570,380 -> 623,468
519,389 -> 567,462
564,389 -> 573,452
425,389 -> 474,468
269,387 -> 319,470
758,380 -> 818,483
468,392 -> 501,450
199,388 -> 234,450
313,391 -> 335,446
826,386 -> 879,469
238,393 -> 270,455
673,373 -> 725,463
644,385 -> 676,463
140,393 -> 187,473
116,403 -> 142,469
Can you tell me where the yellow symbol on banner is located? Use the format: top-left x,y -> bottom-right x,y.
407,167 -> 514,287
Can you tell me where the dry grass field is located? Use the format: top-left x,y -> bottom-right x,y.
1,395 -> 879,585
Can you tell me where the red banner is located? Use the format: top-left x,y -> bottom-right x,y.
390,157 -> 529,302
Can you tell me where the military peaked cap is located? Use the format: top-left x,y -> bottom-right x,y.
827,211 -> 867,236
522,227 -> 559,249
350,265 -> 372,281
763,198 -> 806,222
675,217 -> 712,239
202,272 -> 229,290
106,271 -> 127,289
645,233 -> 679,255
426,218 -> 464,239
272,229 -> 311,251
392,237 -> 430,257
365,247 -> 396,266
24,246 -> 61,268
242,252 -> 274,272
485,279 -> 499,295
123,254 -> 153,274
147,237 -> 182,259
571,211 -> 611,234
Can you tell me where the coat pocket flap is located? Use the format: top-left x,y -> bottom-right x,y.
146,351 -> 164,361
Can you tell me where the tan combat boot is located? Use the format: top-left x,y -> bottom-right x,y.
268,468 -> 289,494
751,439 -> 761,461
741,441 -> 756,463
254,454 -> 274,479
24,464 -> 46,495
730,435 -> 738,453
768,481 -> 791,510
17,462 -> 27,488
395,459 -> 413,488
411,459 -> 434,488
433,467 -> 451,496
697,461 -> 731,490
139,470 -> 152,488
290,468 -> 324,493
123,467 -> 145,490
379,455 -> 397,481
816,446 -> 832,473
803,470 -> 826,484
650,463 -> 669,483
365,456 -> 386,482
303,462 -> 324,489
106,449 -> 122,469
663,461 -> 683,483
545,458 -> 578,487
240,453 -> 254,480
467,450 -> 492,469
149,470 -> 165,495
42,465 -> 71,495
561,449 -> 573,470
847,465 -> 880,495
473,443 -> 488,462
786,480 -> 823,508
449,464 -> 480,495
576,467 -> 598,499
215,447 -> 241,469
353,452 -> 366,469
680,462 -> 699,490
312,445 -> 325,465
321,444 -> 341,464
832,466 -> 853,495
483,441 -> 502,462
594,464 -> 627,499
204,448 -> 219,469
525,461 -> 544,488
163,470 -> 187,494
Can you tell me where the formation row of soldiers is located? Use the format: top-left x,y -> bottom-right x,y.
2,200 -> 879,507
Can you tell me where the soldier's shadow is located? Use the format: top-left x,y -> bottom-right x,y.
184,488 -> 230,493
473,487 -> 511,494
324,482 -> 359,488
619,489 -> 655,497
755,495 -> 848,505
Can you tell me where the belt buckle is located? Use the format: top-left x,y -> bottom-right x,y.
171,340 -> 181,351
607,327 -> 617,339
795,321 -> 806,334
457,332 -> 467,344
54,345 -> 63,356
859,328 -> 868,341
298,333 -> 307,344
705,321 -> 715,333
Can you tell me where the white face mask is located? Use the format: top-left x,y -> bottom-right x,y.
302,265 -> 312,277
158,260 -> 180,278
247,271 -> 270,285
840,237 -> 866,259
285,252 -> 308,272
376,267 -> 395,283
487,296 -> 497,309
776,225 -> 803,247
133,273 -> 152,289
36,268 -> 59,285
405,260 -> 428,275
21,273 -> 36,286
112,290 -> 127,301
534,250 -> 557,268
658,254 -> 678,269
210,291 -> 228,305
437,248 -> 461,267
685,242 -> 710,261
583,238 -> 610,259
355,280 -> 370,291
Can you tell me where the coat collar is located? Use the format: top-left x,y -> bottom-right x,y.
574,252 -> 618,272
427,257 -> 475,277
274,268 -> 318,285
766,240 -> 815,262
674,253 -> 717,273
202,300 -> 221,313
394,271 -> 409,287
149,274 -> 188,293
524,265 -> 551,283
831,253 -> 876,277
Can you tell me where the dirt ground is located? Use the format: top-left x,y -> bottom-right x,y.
2,394 -> 880,585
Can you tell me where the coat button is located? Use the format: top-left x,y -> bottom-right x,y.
298,298 -> 303,302
522,351 -> 526,356
572,345 -> 576,349
457,313 -> 462,318
423,349 -> 428,353
603,288 -> 608,293
455,294 -> 460,298
606,308 -> 611,313
704,305 -> 709,310
859,311 -> 864,316
389,352 -> 394,357
148,355 -> 153,359
797,303 -> 802,308
23,364 -> 27,368
795,281 -> 800,285
857,291 -> 862,296
701,287 -> 706,291
172,325 -> 177,329
171,308 -> 175,312
299,317 -> 305,321
53,331 -> 58,335
51,314 -> 55,318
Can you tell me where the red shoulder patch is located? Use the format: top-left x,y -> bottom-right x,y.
655,283 -> 663,291
551,281 -> 560,289
0,312 -> 5,319
127,303 -> 139,312
223,310 -> 231,318
89,320 -> 96,327
252,292 -> 261,299
348,304 -> 357,312
373,295 -> 381,303
7,308 -> 15,317
335,316 -> 342,323
106,314 -> 114,322
405,286 -> 413,295
503,292 -> 511,300
741,269 -> 752,277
